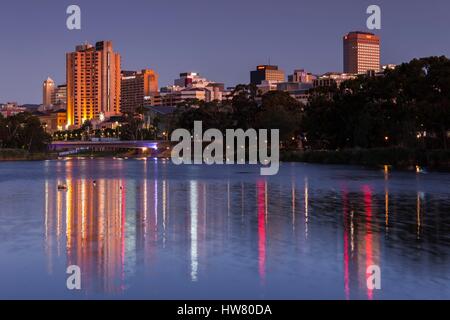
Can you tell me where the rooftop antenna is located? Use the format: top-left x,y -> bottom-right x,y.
268,57 -> 271,66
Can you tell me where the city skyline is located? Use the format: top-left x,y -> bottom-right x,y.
1,1 -> 450,303
1,0 -> 450,104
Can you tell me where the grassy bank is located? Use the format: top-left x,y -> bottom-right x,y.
281,148 -> 450,171
0,149 -> 58,161
1,147 -> 170,161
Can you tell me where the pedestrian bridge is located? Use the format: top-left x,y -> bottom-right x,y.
49,140 -> 167,152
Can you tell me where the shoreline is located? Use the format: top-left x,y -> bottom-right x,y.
0,149 -> 58,161
281,148 -> 450,172
2,147 -> 450,172
0,148 -> 172,162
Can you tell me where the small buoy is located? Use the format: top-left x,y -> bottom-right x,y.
93,180 -> 97,186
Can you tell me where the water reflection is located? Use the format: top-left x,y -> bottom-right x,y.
45,177 -> 127,294
30,160 -> 450,298
190,181 -> 199,282
257,180 -> 266,285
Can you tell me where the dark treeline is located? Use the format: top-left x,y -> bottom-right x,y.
0,112 -> 51,152
171,85 -> 303,148
305,56 -> 450,150
169,56 -> 450,151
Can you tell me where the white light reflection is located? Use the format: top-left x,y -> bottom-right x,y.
304,178 -> 309,239
162,180 -> 167,247
190,181 -> 199,282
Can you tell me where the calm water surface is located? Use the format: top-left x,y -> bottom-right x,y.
0,159 -> 450,299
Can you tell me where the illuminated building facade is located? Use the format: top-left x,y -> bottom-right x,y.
37,110 -> 67,133
121,69 -> 159,114
66,41 -> 121,127
250,65 -> 285,85
313,72 -> 357,88
343,31 -> 381,74
53,84 -> 67,107
174,72 -> 204,87
288,69 -> 316,84
0,102 -> 26,118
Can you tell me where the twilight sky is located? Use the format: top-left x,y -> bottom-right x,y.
1,0 -> 450,104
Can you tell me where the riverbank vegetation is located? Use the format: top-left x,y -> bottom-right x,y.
2,56 -> 449,168
0,149 -> 56,161
168,56 -> 450,168
52,112 -> 159,142
0,113 -> 52,159
282,148 -> 450,170
303,56 -> 450,151
170,85 -> 302,149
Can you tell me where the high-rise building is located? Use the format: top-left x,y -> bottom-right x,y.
343,31 -> 380,74
52,84 -> 67,106
43,77 -> 55,107
250,65 -> 285,85
66,41 -> 121,127
121,69 -> 159,114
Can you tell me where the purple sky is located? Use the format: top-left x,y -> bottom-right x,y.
1,0 -> 450,104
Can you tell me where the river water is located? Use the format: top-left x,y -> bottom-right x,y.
0,159 -> 449,299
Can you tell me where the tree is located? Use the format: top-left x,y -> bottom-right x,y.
256,91 -> 303,146
230,84 -> 259,130
0,113 -> 51,152
120,112 -> 145,141
301,56 -> 450,150
22,115 -> 52,152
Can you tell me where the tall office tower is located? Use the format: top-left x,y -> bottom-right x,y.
250,65 -> 285,85
343,31 -> 381,74
121,69 -> 159,114
66,41 -> 121,127
43,77 -> 55,107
